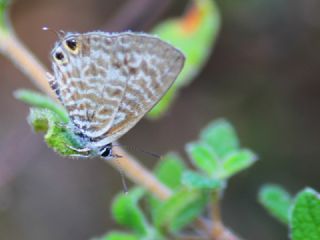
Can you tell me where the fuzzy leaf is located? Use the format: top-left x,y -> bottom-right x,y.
0,0 -> 9,33
94,232 -> 139,240
290,188 -> 320,240
182,170 -> 222,190
170,191 -> 209,232
148,153 -> 186,221
14,89 -> 69,123
154,188 -> 208,232
154,153 -> 186,189
112,188 -> 149,235
148,0 -> 220,118
28,108 -> 83,156
220,149 -> 257,178
186,141 -> 219,176
200,119 -> 239,158
259,184 -> 292,224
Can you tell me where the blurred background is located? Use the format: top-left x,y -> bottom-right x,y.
0,0 -> 320,239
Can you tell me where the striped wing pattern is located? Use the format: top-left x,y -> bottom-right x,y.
51,31 -> 185,148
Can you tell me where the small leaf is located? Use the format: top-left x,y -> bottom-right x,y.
200,119 -> 239,158
93,231 -> 139,240
148,153 -> 186,222
182,170 -> 222,190
0,0 -> 10,33
112,188 -> 149,235
14,89 -> 69,123
28,108 -> 83,156
220,149 -> 257,179
259,184 -> 292,224
154,188 -> 208,232
170,192 -> 209,232
186,141 -> 219,176
154,153 -> 186,189
290,188 -> 320,240
147,0 -> 221,118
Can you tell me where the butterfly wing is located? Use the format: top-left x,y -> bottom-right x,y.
51,31 -> 184,148
88,32 -> 185,147
51,32 -> 128,140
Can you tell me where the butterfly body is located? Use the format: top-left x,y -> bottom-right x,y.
49,31 -> 185,158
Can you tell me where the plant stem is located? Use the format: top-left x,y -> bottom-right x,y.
0,28 -> 171,200
210,191 -> 240,240
211,192 -> 224,237
0,30 -> 56,99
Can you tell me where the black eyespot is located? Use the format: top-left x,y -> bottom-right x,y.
66,39 -> 77,51
55,52 -> 64,60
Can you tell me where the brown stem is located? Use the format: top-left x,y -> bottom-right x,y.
0,30 -> 56,99
211,192 -> 225,238
0,28 -> 171,200
210,192 -> 240,240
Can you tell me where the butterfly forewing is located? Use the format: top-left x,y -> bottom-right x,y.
96,33 -> 185,147
51,31 -> 185,149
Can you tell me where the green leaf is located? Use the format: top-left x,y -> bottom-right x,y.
28,108 -> 84,156
112,188 -> 149,235
290,188 -> 320,240
200,119 -> 239,158
154,188 -> 208,232
147,0 -> 221,118
93,231 -> 139,240
154,153 -> 186,189
148,153 -> 186,222
185,141 -> 219,176
170,191 -> 209,232
0,0 -> 10,33
181,170 -> 222,190
220,149 -> 257,179
14,89 -> 69,123
258,184 -> 292,224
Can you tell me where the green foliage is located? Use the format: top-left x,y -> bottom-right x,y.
0,0 -> 10,33
200,119 -> 239,159
93,232 -> 140,240
148,0 -> 221,118
14,89 -> 69,122
221,149 -> 257,179
186,141 -> 219,176
181,170 -> 222,190
258,185 -> 320,240
112,188 -> 149,235
105,119 -> 257,238
15,89 -> 85,156
259,184 -> 292,224
27,108 -> 83,156
187,119 -> 257,180
148,153 -> 208,233
154,153 -> 186,189
153,188 -> 209,233
290,188 -> 320,240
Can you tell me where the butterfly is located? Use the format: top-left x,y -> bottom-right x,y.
47,31 -> 185,159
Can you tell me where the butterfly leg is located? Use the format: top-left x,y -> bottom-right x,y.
65,144 -> 92,153
67,154 -> 90,159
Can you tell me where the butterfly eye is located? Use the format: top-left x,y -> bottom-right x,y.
65,39 -> 78,52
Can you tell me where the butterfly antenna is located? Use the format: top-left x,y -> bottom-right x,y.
113,144 -> 161,160
113,156 -> 128,194
42,26 -> 65,40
